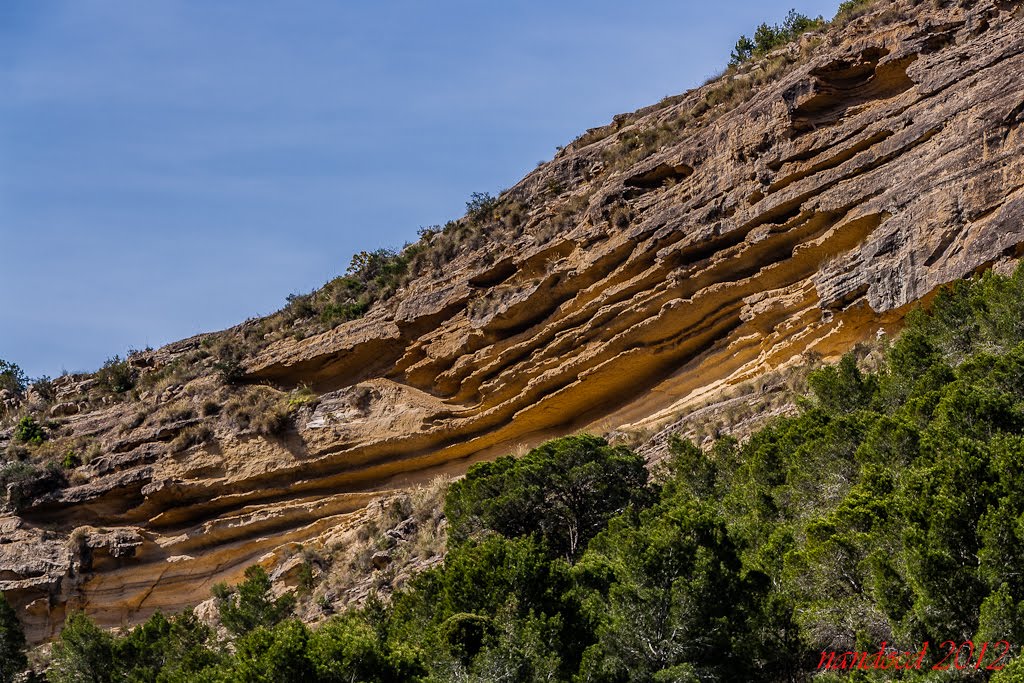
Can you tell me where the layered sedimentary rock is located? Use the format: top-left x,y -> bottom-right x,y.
3,0 -> 1024,644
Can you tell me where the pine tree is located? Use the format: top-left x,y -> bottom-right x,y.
0,593 -> 28,683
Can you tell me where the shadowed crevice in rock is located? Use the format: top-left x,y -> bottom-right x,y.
785,47 -> 918,134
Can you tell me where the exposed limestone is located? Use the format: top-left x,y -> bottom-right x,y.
3,0 -> 1024,644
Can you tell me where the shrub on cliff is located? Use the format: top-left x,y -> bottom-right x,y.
223,386 -> 292,436
13,416 -> 45,445
0,460 -> 67,511
212,343 -> 246,385
465,191 -> 498,223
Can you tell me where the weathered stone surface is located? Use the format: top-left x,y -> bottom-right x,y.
3,0 -> 1024,645
370,551 -> 392,570
49,402 -> 80,417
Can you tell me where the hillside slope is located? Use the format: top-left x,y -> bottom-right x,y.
3,0 -> 1024,644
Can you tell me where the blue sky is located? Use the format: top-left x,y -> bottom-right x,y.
0,0 -> 840,378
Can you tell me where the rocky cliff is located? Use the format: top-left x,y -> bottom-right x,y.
3,0 -> 1024,645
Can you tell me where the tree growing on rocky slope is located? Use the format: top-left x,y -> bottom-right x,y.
444,434 -> 651,563
213,565 -> 297,637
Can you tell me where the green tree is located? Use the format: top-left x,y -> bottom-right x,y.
212,566 -> 296,637
116,611 -> 175,681
753,21 -> 783,54
388,534 -> 586,679
213,620 -> 314,683
574,496 -> 760,681
0,593 -> 27,683
445,434 -> 651,562
308,612 -> 424,682
0,359 -> 27,395
151,609 -> 224,682
49,612 -> 119,683
807,352 -> 876,412
730,35 -> 755,65
446,604 -> 562,683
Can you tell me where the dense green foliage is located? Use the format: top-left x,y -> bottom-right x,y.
49,610 -> 222,683
445,434 -> 651,562
10,266 -> 1024,681
0,593 -> 28,683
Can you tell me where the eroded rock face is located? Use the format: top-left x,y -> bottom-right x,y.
4,0 -> 1024,644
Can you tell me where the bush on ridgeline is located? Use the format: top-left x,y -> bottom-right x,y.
31,375 -> 56,403
0,359 -> 27,396
284,248 -> 409,329
730,9 -> 825,65
835,0 -> 876,21
465,192 -> 498,223
96,355 -> 137,394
